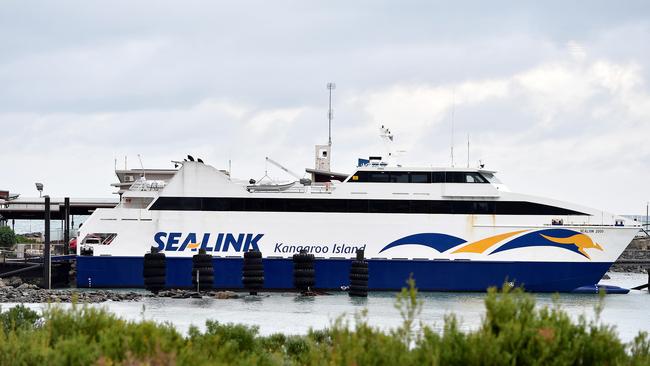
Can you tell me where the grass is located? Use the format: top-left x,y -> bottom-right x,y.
0,282 -> 648,365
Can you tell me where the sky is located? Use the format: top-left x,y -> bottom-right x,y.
1,1 -> 649,214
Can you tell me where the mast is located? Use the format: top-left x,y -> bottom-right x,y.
327,82 -> 336,146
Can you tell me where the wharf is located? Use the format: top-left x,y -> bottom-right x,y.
0,197 -> 117,220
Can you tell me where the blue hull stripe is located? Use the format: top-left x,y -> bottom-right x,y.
76,256 -> 612,292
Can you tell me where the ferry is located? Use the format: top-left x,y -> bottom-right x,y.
76,151 -> 639,292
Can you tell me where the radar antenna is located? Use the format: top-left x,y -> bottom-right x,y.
137,154 -> 146,179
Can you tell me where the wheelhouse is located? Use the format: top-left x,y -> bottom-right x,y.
346,169 -> 495,184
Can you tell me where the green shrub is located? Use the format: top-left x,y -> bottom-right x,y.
0,305 -> 40,333
0,282 -> 648,365
0,226 -> 16,249
15,235 -> 38,244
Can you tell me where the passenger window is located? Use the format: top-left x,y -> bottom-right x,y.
368,171 -> 390,182
410,172 -> 430,183
389,172 -> 409,183
431,172 -> 445,183
445,172 -> 465,183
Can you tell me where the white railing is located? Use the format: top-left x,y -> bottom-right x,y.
129,179 -> 167,192
249,182 -> 335,194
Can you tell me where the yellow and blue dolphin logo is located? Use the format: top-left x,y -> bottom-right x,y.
488,229 -> 602,259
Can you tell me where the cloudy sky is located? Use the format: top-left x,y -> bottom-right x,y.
1,1 -> 649,214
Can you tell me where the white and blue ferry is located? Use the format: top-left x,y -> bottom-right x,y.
76,155 -> 639,292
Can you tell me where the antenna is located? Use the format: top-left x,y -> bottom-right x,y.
467,134 -> 470,168
137,154 -> 146,179
327,82 -> 336,146
450,89 -> 456,167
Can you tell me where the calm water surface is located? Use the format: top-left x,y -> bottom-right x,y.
5,272 -> 649,342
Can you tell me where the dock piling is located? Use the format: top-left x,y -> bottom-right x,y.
63,197 -> 70,255
43,195 -> 51,289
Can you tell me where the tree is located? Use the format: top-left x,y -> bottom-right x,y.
0,226 -> 16,249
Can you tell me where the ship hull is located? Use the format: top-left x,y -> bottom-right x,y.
77,256 -> 612,292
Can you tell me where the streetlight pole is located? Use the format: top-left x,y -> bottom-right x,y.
43,195 -> 51,289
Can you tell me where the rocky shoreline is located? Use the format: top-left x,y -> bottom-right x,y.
0,277 -> 243,303
610,237 -> 650,274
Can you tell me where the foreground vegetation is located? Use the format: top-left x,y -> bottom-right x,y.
1,281 -> 648,365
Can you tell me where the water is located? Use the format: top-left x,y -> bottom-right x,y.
3,272 -> 648,343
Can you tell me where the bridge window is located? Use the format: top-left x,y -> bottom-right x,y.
464,173 -> 488,183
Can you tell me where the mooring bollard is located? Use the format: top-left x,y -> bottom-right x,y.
143,246 -> 166,293
293,249 -> 315,294
192,249 -> 214,291
349,249 -> 368,297
242,249 -> 264,295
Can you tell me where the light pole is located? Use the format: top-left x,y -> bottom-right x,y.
644,201 -> 650,230
35,182 -> 43,198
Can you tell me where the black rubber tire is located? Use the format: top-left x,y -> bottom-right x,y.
192,271 -> 214,279
293,268 -> 315,277
194,262 -> 212,270
294,262 -> 314,270
192,266 -> 214,273
193,254 -> 213,264
193,261 -> 213,269
244,251 -> 262,259
243,277 -> 264,285
143,267 -> 165,277
243,263 -> 264,271
349,284 -> 368,291
350,279 -> 368,287
144,252 -> 165,261
144,276 -> 166,284
293,253 -> 314,263
351,260 -> 368,267
193,276 -> 214,285
243,270 -> 264,277
198,278 -> 214,285
349,273 -> 369,281
243,257 -> 263,266
143,259 -> 166,268
350,266 -> 368,275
